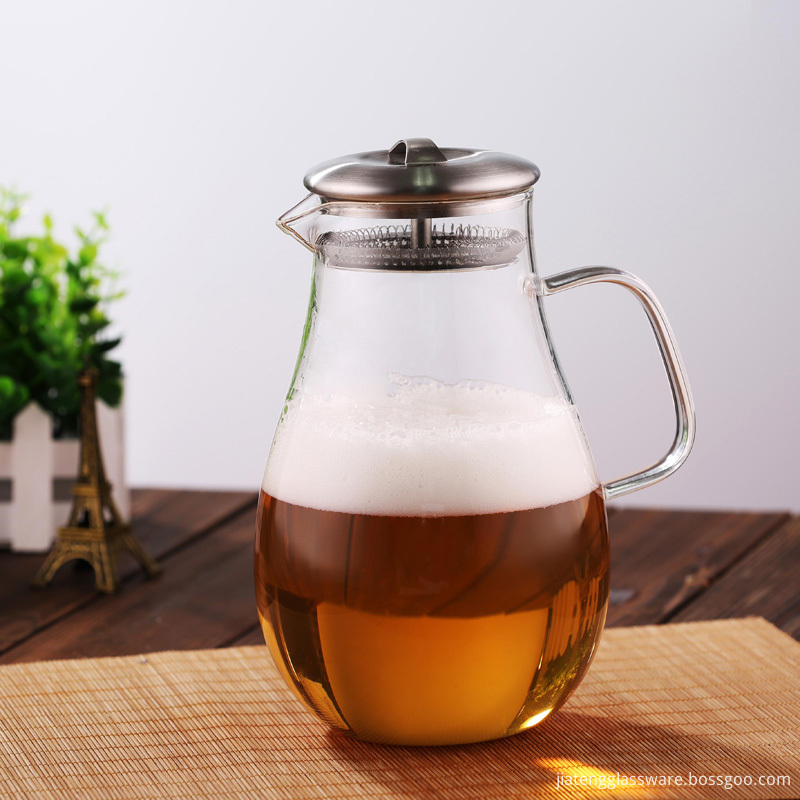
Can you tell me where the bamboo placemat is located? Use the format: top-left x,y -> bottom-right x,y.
1,618 -> 798,800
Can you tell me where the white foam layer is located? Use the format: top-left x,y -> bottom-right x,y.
263,378 -> 599,516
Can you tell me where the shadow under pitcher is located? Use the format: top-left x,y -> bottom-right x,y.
255,138 -> 695,746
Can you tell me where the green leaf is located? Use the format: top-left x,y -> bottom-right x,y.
97,358 -> 122,378
3,240 -> 29,260
96,377 -> 123,407
93,210 -> 109,231
93,336 -> 122,354
69,296 -> 99,313
79,317 -> 110,337
78,243 -> 98,265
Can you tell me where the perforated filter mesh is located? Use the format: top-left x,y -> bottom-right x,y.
316,224 -> 526,270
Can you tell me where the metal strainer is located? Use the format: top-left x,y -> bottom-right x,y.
316,222 -> 526,270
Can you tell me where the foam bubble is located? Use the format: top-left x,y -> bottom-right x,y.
263,378 -> 599,516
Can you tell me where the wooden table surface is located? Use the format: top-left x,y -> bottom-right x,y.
0,490 -> 798,664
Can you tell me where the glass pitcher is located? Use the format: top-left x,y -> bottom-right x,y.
255,138 -> 695,746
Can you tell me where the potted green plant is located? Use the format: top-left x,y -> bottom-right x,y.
0,187 -> 127,552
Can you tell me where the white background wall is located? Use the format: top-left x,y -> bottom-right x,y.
3,0 -> 798,510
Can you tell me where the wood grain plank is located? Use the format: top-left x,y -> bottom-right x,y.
604,508 -> 790,627
0,489 -> 255,655
673,516 -> 800,639
0,490 -> 177,631
0,508 -> 259,664
129,487 -> 180,518
227,624 -> 263,647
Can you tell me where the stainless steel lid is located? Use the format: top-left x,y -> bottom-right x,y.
303,138 -> 540,204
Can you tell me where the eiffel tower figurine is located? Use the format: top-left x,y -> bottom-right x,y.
33,368 -> 161,593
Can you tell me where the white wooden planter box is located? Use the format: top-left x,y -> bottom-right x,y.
0,402 -> 129,553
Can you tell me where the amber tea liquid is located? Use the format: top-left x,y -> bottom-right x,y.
255,382 -> 610,745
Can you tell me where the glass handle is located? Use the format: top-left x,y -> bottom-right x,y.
541,266 -> 696,500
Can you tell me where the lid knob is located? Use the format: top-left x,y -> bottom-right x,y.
388,138 -> 448,166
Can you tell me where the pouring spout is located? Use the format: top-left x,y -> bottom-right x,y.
276,194 -> 323,252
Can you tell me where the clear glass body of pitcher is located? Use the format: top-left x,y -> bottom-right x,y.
255,144 -> 694,747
